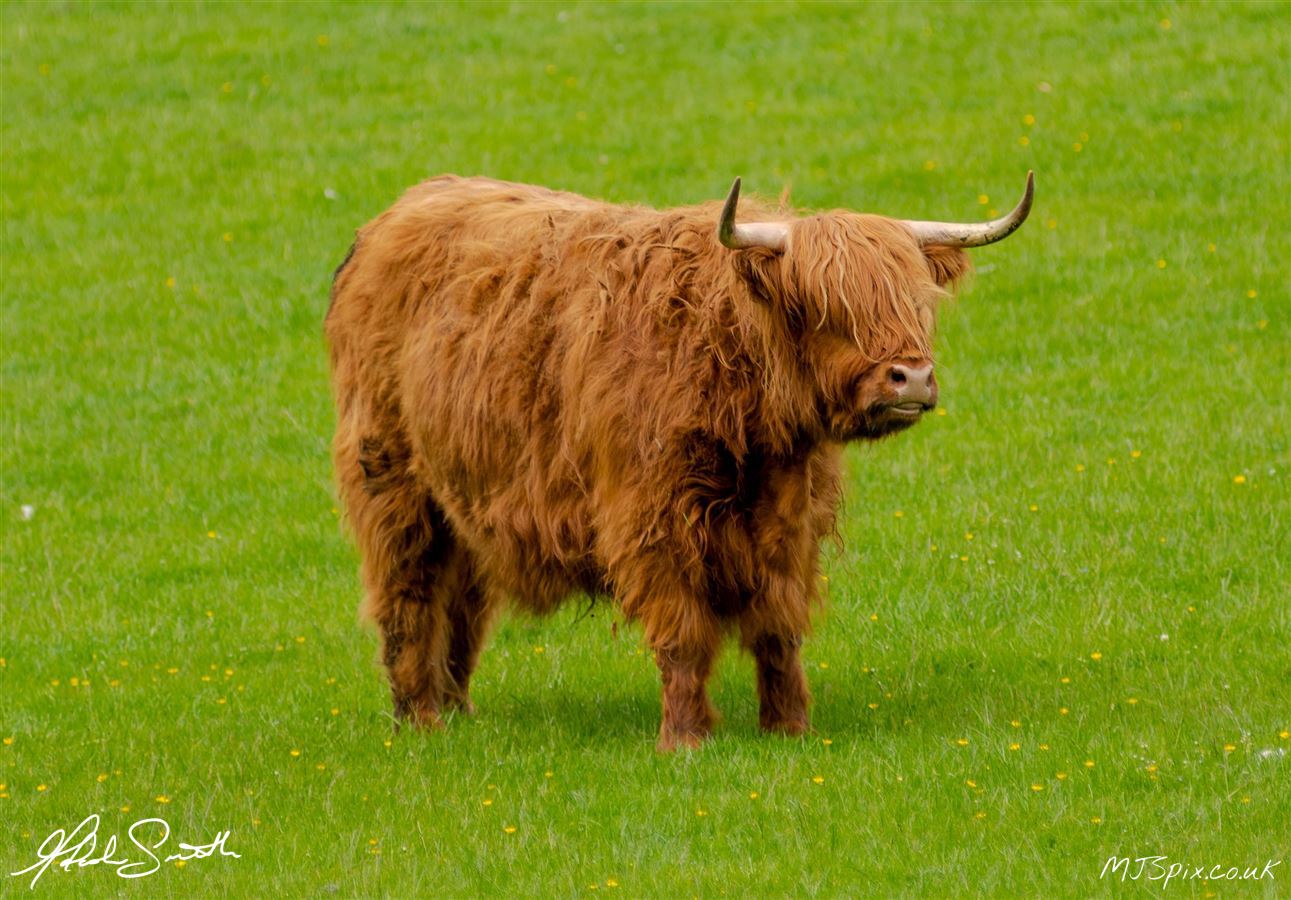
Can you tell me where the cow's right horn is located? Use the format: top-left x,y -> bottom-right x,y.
718,177 -> 789,251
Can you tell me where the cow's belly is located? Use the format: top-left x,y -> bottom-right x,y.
416,453 -> 606,613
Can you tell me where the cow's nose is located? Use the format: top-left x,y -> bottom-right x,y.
888,363 -> 936,406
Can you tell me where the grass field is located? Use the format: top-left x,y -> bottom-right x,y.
2,1 -> 1288,896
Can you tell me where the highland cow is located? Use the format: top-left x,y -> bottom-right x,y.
325,172 -> 1033,750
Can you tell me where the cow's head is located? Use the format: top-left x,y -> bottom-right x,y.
720,173 -> 1033,442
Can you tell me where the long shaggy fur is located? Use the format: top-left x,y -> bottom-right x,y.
325,175 -> 969,748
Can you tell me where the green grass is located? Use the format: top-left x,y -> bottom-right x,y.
2,1 -> 1288,896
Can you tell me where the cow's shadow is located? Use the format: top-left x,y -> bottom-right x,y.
400,641 -> 1019,750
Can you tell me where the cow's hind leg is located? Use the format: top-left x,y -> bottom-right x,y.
373,538 -> 493,725
360,513 -> 459,729
342,433 -> 461,729
443,559 -> 498,715
373,568 -> 449,729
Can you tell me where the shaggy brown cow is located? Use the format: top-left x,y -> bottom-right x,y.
326,172 -> 1033,750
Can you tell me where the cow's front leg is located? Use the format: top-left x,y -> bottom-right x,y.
654,639 -> 720,752
746,631 -> 811,736
634,593 -> 721,752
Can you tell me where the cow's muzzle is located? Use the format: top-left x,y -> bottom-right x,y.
887,363 -> 937,416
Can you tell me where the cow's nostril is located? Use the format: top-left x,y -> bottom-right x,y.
890,368 -> 906,384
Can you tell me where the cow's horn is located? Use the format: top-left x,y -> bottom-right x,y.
900,171 -> 1035,248
718,177 -> 789,251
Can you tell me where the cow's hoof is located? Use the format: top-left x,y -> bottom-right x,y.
761,717 -> 810,737
656,730 -> 705,753
395,703 -> 445,731
442,691 -> 476,716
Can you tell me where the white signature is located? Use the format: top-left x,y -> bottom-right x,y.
9,814 -> 240,889
1101,855 -> 1281,888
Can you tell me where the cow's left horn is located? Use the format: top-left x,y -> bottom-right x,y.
901,171 -> 1035,248
718,177 -> 789,251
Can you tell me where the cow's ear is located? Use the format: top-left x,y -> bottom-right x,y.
731,248 -> 783,305
923,245 -> 972,289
